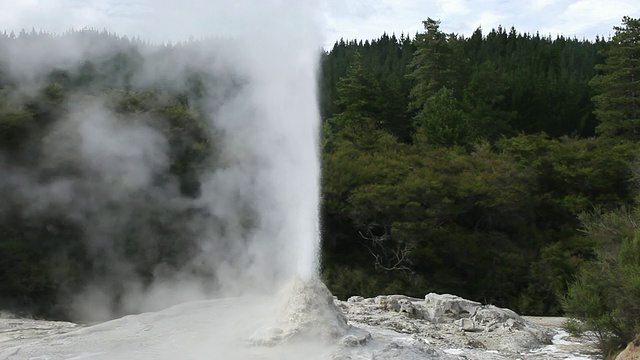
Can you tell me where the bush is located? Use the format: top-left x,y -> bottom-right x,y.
563,207 -> 640,357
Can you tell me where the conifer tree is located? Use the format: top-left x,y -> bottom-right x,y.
329,51 -> 382,132
407,18 -> 469,112
591,16 -> 640,140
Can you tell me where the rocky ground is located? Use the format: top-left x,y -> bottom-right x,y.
332,293 -> 600,359
0,280 -> 600,360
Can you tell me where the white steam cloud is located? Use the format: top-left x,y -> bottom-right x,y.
0,0 -> 324,321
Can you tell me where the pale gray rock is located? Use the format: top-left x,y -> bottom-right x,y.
424,293 -> 481,323
455,318 -> 476,332
339,328 -> 372,347
372,338 -> 457,360
337,292 -> 575,358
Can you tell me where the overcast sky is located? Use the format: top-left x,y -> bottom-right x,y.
0,0 -> 638,47
323,0 -> 639,44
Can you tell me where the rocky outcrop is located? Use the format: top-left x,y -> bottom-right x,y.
338,293 -> 552,354
423,293 -> 481,323
616,335 -> 640,360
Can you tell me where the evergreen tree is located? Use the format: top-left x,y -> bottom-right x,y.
407,18 -> 468,112
591,16 -> 640,140
329,51 -> 383,132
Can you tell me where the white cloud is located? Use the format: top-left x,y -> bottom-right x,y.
556,0 -> 640,36
529,0 -> 557,10
323,0 -> 435,45
473,10 -> 508,32
437,0 -> 471,16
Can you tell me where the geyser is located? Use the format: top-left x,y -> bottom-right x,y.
0,0 -> 343,358
174,0 -> 325,290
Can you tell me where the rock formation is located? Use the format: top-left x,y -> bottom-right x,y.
616,335 -> 640,360
250,278 -> 351,346
333,292 -> 557,359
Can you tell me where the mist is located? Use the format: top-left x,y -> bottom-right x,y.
0,0 -> 324,321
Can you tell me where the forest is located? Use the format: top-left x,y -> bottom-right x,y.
0,16 -> 639,356
320,16 -> 640,356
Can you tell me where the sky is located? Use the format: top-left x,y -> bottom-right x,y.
0,0 -> 638,48
322,0 -> 640,45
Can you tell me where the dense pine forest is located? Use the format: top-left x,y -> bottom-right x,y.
0,16 -> 639,356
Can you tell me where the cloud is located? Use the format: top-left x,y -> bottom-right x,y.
436,0 -> 471,17
529,0 -> 557,10
556,0 -> 640,37
473,10 -> 508,32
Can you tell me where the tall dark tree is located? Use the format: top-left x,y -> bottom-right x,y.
330,51 -> 382,130
591,16 -> 640,139
407,18 -> 468,112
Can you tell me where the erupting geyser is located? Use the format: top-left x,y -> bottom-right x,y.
188,0 -> 325,293
0,0 -> 341,358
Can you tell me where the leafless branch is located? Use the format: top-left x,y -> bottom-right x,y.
359,226 -> 414,275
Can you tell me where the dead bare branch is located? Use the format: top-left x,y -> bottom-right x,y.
359,225 -> 414,275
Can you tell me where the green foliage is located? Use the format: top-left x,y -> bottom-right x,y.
321,20 -> 603,141
407,18 -> 469,109
41,83 -> 66,103
159,101 -> 212,197
563,208 -> 640,356
330,51 -> 383,131
521,236 -> 595,315
325,15 -> 640,321
497,135 -> 637,217
0,107 -> 34,150
563,318 -> 589,336
462,61 -> 515,140
591,16 -> 640,139
323,127 -> 638,312
413,87 -> 473,148
323,127 -> 557,307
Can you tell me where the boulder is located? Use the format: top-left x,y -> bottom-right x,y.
616,335 -> 640,360
423,293 -> 481,323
